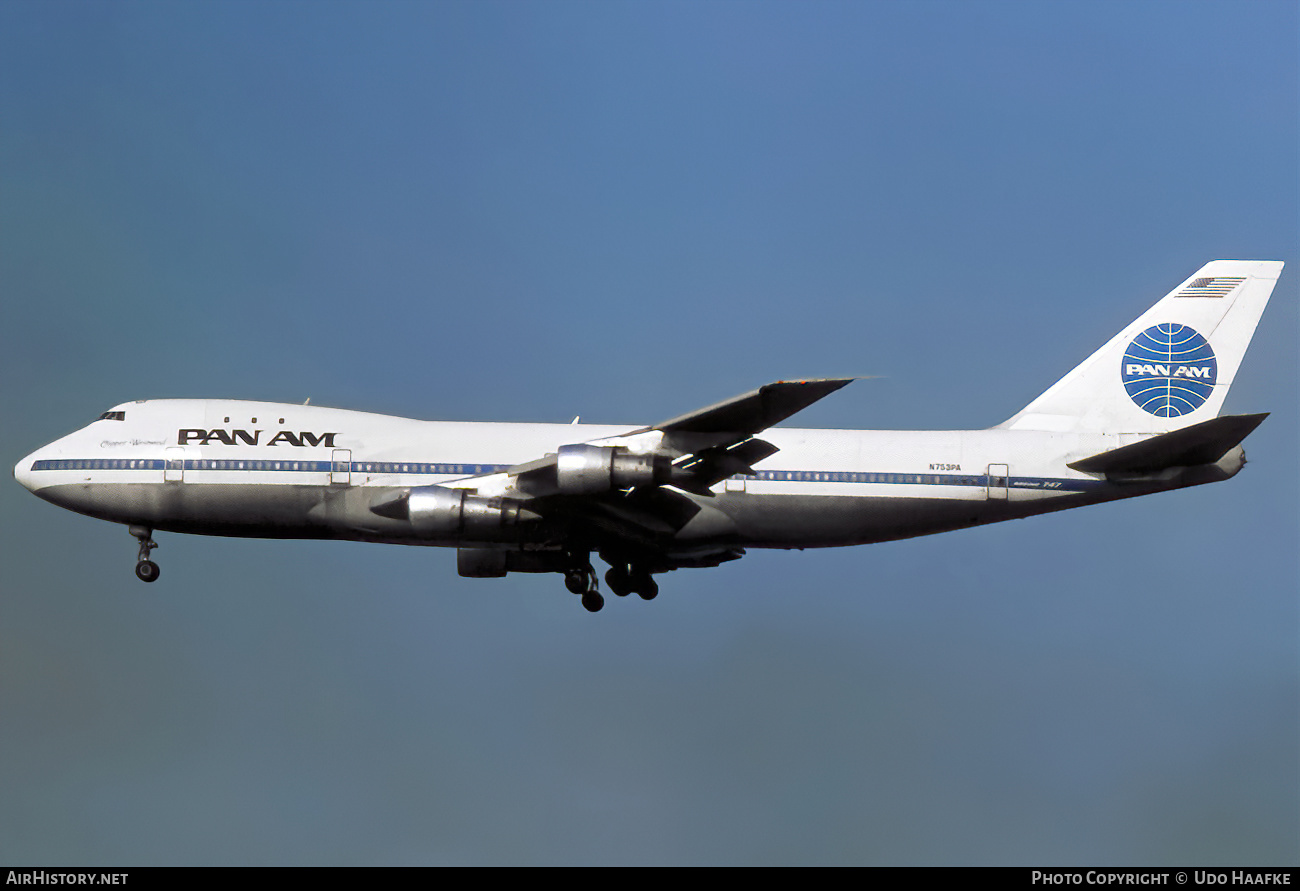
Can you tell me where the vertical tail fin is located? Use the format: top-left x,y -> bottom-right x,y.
1001,260 -> 1284,433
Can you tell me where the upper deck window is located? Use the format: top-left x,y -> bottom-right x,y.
97,411 -> 126,421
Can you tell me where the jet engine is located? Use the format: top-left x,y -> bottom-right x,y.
555,444 -> 672,495
370,485 -> 538,539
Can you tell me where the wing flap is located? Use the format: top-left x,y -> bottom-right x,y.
674,437 -> 780,492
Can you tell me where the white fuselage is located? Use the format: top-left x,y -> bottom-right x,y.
12,261 -> 1277,604
14,398 -> 1241,557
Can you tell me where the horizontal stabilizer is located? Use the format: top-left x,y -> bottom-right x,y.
1067,413 -> 1268,474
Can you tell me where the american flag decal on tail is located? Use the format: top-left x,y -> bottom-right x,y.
1175,276 -> 1245,297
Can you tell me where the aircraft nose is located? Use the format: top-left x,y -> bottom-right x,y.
14,445 -> 49,494
14,451 -> 37,492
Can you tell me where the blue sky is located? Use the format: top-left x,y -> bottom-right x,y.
2,0 -> 1296,865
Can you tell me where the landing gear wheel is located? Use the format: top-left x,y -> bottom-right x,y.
129,526 -> 159,584
605,565 -> 632,597
632,572 -> 658,601
564,554 -> 603,611
564,569 -> 588,595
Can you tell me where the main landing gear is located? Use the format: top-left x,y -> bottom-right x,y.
564,561 -> 604,613
604,562 -> 658,601
562,553 -> 660,612
129,525 -> 159,583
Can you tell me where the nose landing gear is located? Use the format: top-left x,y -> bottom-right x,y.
129,526 -> 159,583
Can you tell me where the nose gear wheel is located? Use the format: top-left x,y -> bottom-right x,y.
129,526 -> 159,583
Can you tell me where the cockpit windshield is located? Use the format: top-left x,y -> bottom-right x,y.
96,411 -> 126,421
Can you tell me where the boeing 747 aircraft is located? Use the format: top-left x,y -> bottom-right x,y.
14,260 -> 1283,611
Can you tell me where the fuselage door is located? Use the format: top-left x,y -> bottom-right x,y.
987,463 -> 1009,500
164,447 -> 185,483
331,449 -> 352,485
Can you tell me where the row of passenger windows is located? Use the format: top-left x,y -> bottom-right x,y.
757,470 -> 977,485
36,459 -> 157,470
33,459 -> 505,475
186,460 -> 329,471
33,461 -> 995,487
352,463 -> 504,475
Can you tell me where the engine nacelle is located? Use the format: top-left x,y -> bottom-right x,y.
555,444 -> 669,495
457,548 -> 570,578
371,485 -> 538,540
456,547 -> 507,577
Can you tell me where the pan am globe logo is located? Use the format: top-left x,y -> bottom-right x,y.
1121,324 -> 1217,417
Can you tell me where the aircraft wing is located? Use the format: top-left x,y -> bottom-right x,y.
644,378 -> 853,488
651,378 -> 855,436
425,379 -> 854,565
508,378 -> 853,498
